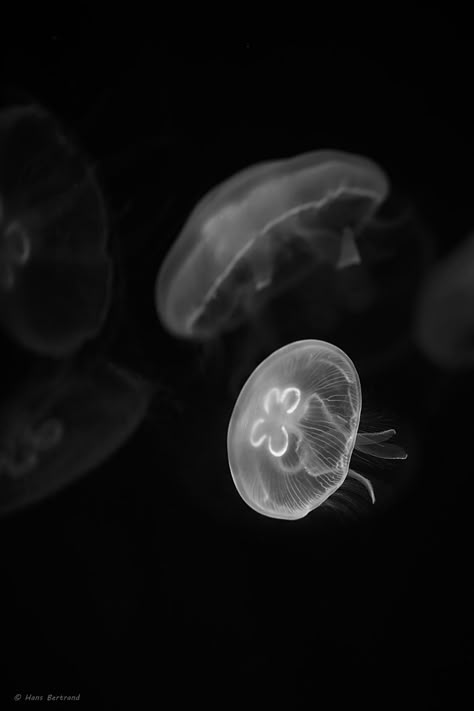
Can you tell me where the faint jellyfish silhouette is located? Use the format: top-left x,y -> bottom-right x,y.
221,191 -> 433,403
0,361 -> 152,516
414,232 -> 474,368
156,150 -> 389,340
0,104 -> 113,356
227,339 -> 407,520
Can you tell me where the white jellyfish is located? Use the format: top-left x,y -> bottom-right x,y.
157,150 -> 389,340
0,362 -> 152,516
0,104 -> 112,356
227,339 -> 407,520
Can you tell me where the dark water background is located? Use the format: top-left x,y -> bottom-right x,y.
1,16 -> 473,709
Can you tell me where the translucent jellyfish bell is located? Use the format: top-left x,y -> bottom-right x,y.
0,362 -> 151,516
415,232 -> 474,368
227,339 -> 407,520
0,104 -> 112,356
157,150 -> 389,340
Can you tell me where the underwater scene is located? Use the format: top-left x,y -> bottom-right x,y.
1,20 -> 472,709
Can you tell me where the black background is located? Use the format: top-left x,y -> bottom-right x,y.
1,15 -> 473,709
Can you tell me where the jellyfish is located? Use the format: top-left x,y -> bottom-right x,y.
0,104 -> 113,356
414,232 -> 474,368
156,150 -> 389,340
227,339 -> 407,520
0,361 -> 152,516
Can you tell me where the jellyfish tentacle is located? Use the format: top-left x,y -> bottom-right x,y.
348,468 -> 376,504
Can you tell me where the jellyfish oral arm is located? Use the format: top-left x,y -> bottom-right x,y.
355,429 -> 408,460
337,229 -> 362,270
348,469 -> 376,504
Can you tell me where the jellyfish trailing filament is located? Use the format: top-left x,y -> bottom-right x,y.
227,339 -> 407,520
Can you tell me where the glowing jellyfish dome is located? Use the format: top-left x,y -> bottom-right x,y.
227,339 -> 407,520
0,104 -> 112,356
156,150 -> 389,340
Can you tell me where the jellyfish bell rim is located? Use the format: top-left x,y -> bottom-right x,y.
227,339 -> 363,519
156,150 -> 389,340
231,467 -> 348,521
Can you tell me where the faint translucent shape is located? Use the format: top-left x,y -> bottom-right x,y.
156,150 -> 389,340
0,104 -> 113,356
414,232 -> 474,368
227,339 -> 407,520
0,362 -> 152,516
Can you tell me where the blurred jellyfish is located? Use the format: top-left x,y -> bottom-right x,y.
0,361 -> 151,515
156,150 -> 389,340
0,104 -> 113,356
414,232 -> 474,368
227,339 -> 407,520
